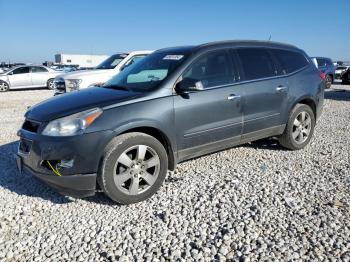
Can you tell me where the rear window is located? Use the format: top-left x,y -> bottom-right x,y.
325,59 -> 333,66
316,58 -> 326,67
237,48 -> 277,81
272,49 -> 309,74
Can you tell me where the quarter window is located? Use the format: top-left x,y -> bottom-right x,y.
271,49 -> 309,74
12,67 -> 30,74
237,48 -> 276,81
182,50 -> 234,89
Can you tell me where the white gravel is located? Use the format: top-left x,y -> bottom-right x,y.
0,85 -> 349,261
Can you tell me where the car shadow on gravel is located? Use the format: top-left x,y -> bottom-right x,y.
325,88 -> 350,101
0,141 -> 72,204
243,138 -> 285,151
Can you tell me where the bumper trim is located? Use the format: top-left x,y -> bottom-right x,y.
23,165 -> 97,198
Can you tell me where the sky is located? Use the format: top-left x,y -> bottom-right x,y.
0,0 -> 349,63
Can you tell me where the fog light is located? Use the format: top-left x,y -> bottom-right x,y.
58,159 -> 74,168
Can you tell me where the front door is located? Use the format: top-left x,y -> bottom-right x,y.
174,49 -> 243,161
8,66 -> 32,88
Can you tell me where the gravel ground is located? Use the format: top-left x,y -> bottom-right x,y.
0,85 -> 349,261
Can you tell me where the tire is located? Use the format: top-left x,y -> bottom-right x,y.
0,81 -> 9,92
98,132 -> 168,204
47,79 -> 55,90
325,75 -> 332,89
279,104 -> 315,150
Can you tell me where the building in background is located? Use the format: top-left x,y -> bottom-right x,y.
54,54 -> 109,68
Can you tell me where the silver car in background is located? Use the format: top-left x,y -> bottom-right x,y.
0,65 -> 61,92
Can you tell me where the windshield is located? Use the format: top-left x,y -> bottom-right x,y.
103,51 -> 190,92
337,66 -> 347,70
96,54 -> 128,70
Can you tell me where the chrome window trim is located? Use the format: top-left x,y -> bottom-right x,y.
173,47 -> 310,93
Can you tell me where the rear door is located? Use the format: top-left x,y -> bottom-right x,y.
8,66 -> 32,88
30,66 -> 49,86
235,48 -> 288,137
174,49 -> 244,160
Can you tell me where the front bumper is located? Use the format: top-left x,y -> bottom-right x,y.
16,128 -> 114,198
19,160 -> 96,198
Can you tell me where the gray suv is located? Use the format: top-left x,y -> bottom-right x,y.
311,57 -> 336,88
17,41 -> 325,204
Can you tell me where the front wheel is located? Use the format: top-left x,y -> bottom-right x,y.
98,132 -> 168,204
279,104 -> 315,150
47,79 -> 55,90
0,81 -> 9,92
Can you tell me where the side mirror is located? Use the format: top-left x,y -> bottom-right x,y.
176,78 -> 204,94
8,71 -> 13,75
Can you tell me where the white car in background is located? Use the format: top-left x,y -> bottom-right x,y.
0,65 -> 61,92
54,50 -> 153,94
335,65 -> 350,81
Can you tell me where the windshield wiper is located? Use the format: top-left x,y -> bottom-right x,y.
103,85 -> 130,91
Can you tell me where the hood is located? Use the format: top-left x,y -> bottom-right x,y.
26,87 -> 142,122
58,69 -> 112,79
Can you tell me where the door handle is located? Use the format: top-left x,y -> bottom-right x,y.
276,86 -> 288,92
227,94 -> 241,101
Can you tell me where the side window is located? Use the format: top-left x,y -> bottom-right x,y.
124,55 -> 147,69
12,67 -> 30,75
316,58 -> 326,67
271,49 -> 309,74
182,50 -> 234,89
31,66 -> 48,73
237,48 -> 276,81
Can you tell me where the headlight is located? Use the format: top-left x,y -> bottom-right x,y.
42,108 -> 103,136
66,79 -> 82,91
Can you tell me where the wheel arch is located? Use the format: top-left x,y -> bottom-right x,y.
107,122 -> 176,171
120,127 -> 175,170
0,79 -> 10,87
291,96 -> 317,119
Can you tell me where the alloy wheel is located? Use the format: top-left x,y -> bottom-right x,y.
113,145 -> 160,195
0,82 -> 9,92
292,111 -> 312,144
48,80 -> 55,90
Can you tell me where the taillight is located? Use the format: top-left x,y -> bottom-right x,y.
319,71 -> 326,80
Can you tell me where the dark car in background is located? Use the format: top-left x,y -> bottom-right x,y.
16,40 -> 324,204
311,57 -> 336,88
341,67 -> 350,85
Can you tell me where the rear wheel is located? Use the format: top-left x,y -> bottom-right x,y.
279,104 -> 315,150
47,79 -> 55,90
325,74 -> 333,89
98,132 -> 168,204
0,81 -> 9,92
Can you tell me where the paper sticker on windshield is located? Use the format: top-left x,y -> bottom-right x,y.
163,55 -> 184,60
